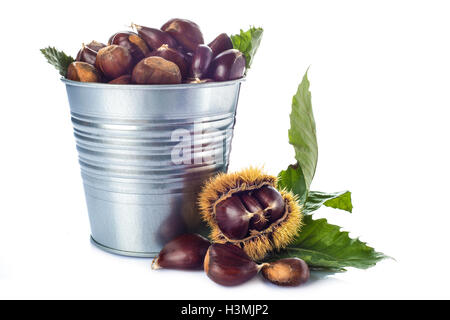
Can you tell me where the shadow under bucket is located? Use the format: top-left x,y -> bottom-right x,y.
62,78 -> 244,257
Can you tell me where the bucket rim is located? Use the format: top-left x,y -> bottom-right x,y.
61,77 -> 245,90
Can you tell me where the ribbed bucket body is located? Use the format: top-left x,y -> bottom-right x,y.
63,79 -> 243,257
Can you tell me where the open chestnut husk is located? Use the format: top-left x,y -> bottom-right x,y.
190,44 -> 213,79
208,33 -> 233,58
132,23 -> 178,50
261,258 -> 310,287
204,243 -> 260,286
209,49 -> 246,81
199,167 -> 303,261
161,18 -> 204,52
132,56 -> 182,84
76,41 -> 106,65
108,74 -> 131,84
108,31 -> 150,64
150,44 -> 188,78
95,45 -> 133,80
152,234 -> 210,270
66,62 -> 101,83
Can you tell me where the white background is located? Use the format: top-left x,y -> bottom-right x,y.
0,0 -> 449,299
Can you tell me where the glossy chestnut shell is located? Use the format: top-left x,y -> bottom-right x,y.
95,45 -> 133,80
209,49 -> 246,81
161,18 -> 204,52
132,56 -> 182,84
204,243 -> 259,286
190,44 -> 213,79
133,23 -> 178,50
152,234 -> 210,270
208,33 -> 233,57
66,62 -> 101,83
76,41 -> 106,65
108,31 -> 150,64
108,74 -> 131,84
150,44 -> 188,78
261,258 -> 310,287
214,185 -> 285,240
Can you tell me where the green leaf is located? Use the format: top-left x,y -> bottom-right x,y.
231,26 -> 263,73
304,191 -> 353,214
277,164 -> 307,203
40,47 -> 74,77
264,215 -> 389,272
288,70 -> 318,191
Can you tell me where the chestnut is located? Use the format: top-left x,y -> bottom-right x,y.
66,62 -> 101,83
214,185 -> 285,240
204,243 -> 260,286
76,41 -> 106,65
132,23 -> 178,50
261,258 -> 310,287
108,74 -> 131,84
108,31 -> 150,64
95,45 -> 133,80
208,33 -> 233,58
190,44 -> 213,79
161,18 -> 204,52
132,56 -> 182,84
152,234 -> 210,270
150,44 -> 188,78
209,49 -> 246,81
185,78 -> 213,84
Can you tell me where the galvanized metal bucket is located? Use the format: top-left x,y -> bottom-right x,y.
62,78 -> 243,257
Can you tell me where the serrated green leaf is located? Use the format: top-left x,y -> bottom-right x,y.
264,215 -> 388,272
40,47 -> 74,77
304,191 -> 353,214
231,26 -> 263,73
277,164 -> 307,203
288,70 -> 318,191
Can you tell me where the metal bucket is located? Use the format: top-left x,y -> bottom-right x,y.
62,78 -> 243,257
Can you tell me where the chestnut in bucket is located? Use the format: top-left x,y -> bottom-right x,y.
108,74 -> 131,84
161,18 -> 204,52
208,33 -> 233,58
67,62 -> 101,83
132,56 -> 182,84
190,44 -> 213,79
209,49 -> 246,81
108,31 -> 150,64
151,44 -> 188,78
95,45 -> 133,80
132,23 -> 178,50
76,41 -> 106,65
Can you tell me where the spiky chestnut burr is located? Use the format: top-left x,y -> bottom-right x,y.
198,167 -> 303,261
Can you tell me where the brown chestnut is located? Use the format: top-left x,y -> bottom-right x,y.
108,74 -> 131,84
214,185 -> 285,240
108,31 -> 150,64
204,243 -> 260,286
152,234 -> 210,270
208,33 -> 233,58
161,18 -> 204,52
209,49 -> 246,81
95,45 -> 133,80
190,44 -> 213,79
132,23 -> 178,50
150,44 -> 188,78
66,62 -> 101,83
132,56 -> 182,84
261,258 -> 310,287
76,41 -> 106,65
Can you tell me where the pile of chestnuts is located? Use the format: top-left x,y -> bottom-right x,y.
152,234 -> 310,287
67,18 -> 246,85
